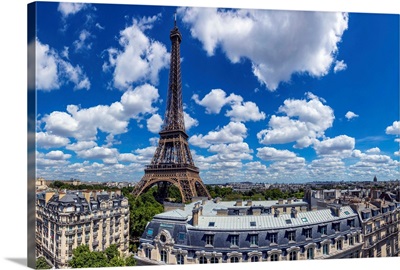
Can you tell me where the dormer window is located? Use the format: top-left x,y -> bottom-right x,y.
249,234 -> 258,246
347,219 -> 355,228
268,232 -> 277,244
332,222 -> 340,232
303,228 -> 312,238
230,235 -> 239,246
319,225 -> 327,235
205,234 -> 214,246
286,230 -> 296,242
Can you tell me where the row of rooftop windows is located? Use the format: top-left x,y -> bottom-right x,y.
146,237 -> 360,264
361,206 -> 399,219
203,229 -> 360,247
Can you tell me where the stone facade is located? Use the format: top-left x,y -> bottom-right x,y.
133,197 -> 400,265
35,190 -> 130,268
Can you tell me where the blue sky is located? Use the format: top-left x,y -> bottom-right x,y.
33,2 -> 400,184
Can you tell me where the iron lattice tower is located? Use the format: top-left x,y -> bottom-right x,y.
132,18 -> 211,203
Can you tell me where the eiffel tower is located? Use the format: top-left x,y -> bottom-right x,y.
132,17 -> 211,203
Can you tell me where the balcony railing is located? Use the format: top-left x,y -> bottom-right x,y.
65,230 -> 76,236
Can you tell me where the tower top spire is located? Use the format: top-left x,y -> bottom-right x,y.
174,12 -> 177,27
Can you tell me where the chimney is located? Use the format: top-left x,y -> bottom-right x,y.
45,191 -> 55,203
278,199 -> 284,205
83,191 -> 92,203
300,206 -> 308,212
214,197 -> 221,203
252,208 -> 261,216
287,198 -> 292,204
216,209 -> 228,216
93,191 -> 98,201
291,208 -> 298,218
311,206 -> 318,211
236,200 -> 242,207
246,200 -> 252,206
330,205 -> 340,217
58,192 -> 65,200
192,205 -> 202,226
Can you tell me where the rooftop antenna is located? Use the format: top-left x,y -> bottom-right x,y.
174,12 -> 177,27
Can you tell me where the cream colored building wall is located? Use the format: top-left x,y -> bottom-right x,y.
36,192 -> 130,268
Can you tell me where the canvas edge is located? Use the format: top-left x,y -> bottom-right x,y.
27,1 -> 37,269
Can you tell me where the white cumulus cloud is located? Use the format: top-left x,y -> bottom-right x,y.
147,114 -> 163,133
257,92 -> 334,148
333,60 -> 347,73
386,121 -> 400,135
35,39 -> 90,91
104,15 -> 169,90
345,111 -> 359,120
189,121 -> 247,148
184,112 -> 199,130
256,147 -> 298,161
178,8 -> 348,91
193,88 -> 265,122
313,135 -> 355,157
58,2 -> 88,18
192,89 -> 242,114
42,84 -> 160,141
36,132 -> 70,149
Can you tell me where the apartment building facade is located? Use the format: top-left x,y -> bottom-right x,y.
36,190 -> 130,268
135,198 -> 368,265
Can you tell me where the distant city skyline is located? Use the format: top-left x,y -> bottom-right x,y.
34,2 -> 399,184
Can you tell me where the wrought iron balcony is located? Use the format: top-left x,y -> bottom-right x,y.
65,230 -> 76,236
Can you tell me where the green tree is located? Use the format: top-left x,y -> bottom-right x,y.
130,189 -> 164,240
36,257 -> 51,269
167,185 -> 182,203
125,255 -> 136,266
104,244 -> 120,261
68,244 -> 135,268
68,245 -> 108,268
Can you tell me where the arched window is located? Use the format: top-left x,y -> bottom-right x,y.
289,251 -> 297,261
336,239 -> 343,250
250,256 -> 259,262
176,254 -> 184,265
199,256 -> 207,264
160,250 -> 167,263
230,256 -> 239,263
306,248 -> 314,260
145,248 -> 151,259
270,253 -> 279,261
210,257 -> 219,264
160,234 -> 167,243
323,243 -> 329,255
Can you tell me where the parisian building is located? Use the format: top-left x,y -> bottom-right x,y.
35,190 -> 130,268
134,195 -> 400,265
